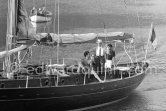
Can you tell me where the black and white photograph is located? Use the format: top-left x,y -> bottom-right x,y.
0,0 -> 165,111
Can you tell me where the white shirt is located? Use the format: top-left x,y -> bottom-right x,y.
96,46 -> 104,56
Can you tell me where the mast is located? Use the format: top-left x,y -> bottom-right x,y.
5,0 -> 18,75
57,0 -> 60,63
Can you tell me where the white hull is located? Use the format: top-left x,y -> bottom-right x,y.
30,15 -> 52,23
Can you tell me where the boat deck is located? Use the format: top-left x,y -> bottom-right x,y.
0,62 -> 149,89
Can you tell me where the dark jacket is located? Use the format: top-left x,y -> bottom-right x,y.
105,49 -> 115,60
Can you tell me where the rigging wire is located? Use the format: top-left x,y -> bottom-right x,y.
123,0 -> 130,27
134,0 -> 141,28
134,0 -> 144,52
53,0 -> 57,63
33,0 -> 35,8
44,0 -> 49,33
134,0 -> 141,63
45,0 -> 47,32
122,0 -> 138,63
53,0 -> 56,34
95,0 -> 108,43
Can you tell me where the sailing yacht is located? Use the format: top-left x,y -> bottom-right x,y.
0,0 -> 149,111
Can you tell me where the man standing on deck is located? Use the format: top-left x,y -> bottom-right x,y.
90,39 -> 105,75
105,44 -> 115,71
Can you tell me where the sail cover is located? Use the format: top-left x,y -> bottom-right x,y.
97,32 -> 133,42
39,32 -> 133,44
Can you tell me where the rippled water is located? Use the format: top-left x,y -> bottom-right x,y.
1,0 -> 166,111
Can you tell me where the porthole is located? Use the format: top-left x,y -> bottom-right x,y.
0,83 -> 5,88
75,77 -> 79,84
45,79 -> 49,86
61,79 -> 65,85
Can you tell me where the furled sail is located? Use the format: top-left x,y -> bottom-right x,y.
97,32 -> 133,42
38,32 -> 133,45
16,0 -> 36,39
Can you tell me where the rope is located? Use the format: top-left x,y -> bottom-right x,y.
33,0 -> 35,8
116,44 -> 131,65
104,24 -> 109,44
18,47 -> 33,65
123,0 -> 130,26
134,0 -> 141,27
95,0 -> 108,43
57,0 -> 60,64
133,42 -> 138,63
53,2 -> 56,44
133,0 -> 141,64
45,0 -> 50,33
39,45 -> 43,62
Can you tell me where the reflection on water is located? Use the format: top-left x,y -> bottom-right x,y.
90,89 -> 166,111
90,91 -> 149,111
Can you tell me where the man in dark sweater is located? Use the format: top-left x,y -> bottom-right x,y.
105,44 -> 115,70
